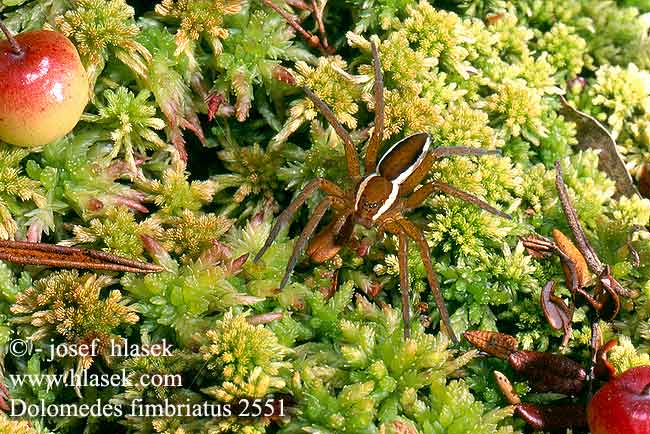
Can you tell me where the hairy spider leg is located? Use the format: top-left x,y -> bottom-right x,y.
397,145 -> 501,195
280,197 -> 332,289
0,240 -> 163,273
404,180 -> 511,219
397,218 -> 459,344
302,86 -> 361,182
398,231 -> 411,338
364,40 -> 385,173
254,178 -> 345,263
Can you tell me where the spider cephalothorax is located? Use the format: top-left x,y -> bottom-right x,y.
255,41 -> 511,342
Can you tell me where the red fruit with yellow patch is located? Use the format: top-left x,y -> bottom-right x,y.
0,27 -> 87,147
588,366 -> 650,434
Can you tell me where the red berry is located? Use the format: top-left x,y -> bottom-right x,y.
588,366 -> 650,434
0,28 -> 87,147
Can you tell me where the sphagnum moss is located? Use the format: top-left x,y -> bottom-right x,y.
0,0 -> 649,432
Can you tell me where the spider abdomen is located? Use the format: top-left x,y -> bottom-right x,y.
354,132 -> 432,224
306,215 -> 354,263
376,132 -> 431,183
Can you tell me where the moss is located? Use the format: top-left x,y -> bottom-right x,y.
2,0 -> 650,432
10,270 -> 138,368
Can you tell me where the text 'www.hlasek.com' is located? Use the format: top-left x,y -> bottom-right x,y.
6,337 -> 286,418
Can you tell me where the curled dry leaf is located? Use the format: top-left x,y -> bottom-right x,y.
559,96 -> 639,199
552,229 -> 591,290
594,338 -> 618,381
540,280 -> 573,348
520,234 -> 556,259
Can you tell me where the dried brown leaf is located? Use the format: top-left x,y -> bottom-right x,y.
559,96 -> 639,199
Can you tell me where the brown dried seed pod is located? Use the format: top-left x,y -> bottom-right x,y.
493,370 -> 520,405
515,403 -> 587,431
508,351 -> 586,395
592,279 -> 621,321
528,374 -> 585,396
599,267 -> 635,298
463,330 -> 518,359
508,351 -> 586,380
552,229 -> 590,289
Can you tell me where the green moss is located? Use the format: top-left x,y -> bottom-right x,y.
2,0 -> 650,432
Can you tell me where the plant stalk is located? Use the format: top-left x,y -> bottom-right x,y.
0,19 -> 22,56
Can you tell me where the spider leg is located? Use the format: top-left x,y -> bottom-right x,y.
280,197 -> 332,289
254,178 -> 345,263
306,211 -> 353,262
398,147 -> 500,196
302,87 -> 362,182
398,231 -> 412,339
397,218 -> 458,344
554,160 -> 604,274
404,180 -> 511,220
430,146 -> 500,160
364,40 -> 385,173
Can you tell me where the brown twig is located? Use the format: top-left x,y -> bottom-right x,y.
247,312 -> 284,325
310,0 -> 330,52
555,160 -> 604,274
285,0 -> 312,11
260,0 -> 330,55
0,240 -> 163,273
0,19 -> 22,56
627,224 -> 647,267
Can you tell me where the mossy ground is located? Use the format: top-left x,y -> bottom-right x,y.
1,0 -> 650,432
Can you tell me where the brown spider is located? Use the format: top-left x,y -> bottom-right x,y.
254,41 -> 511,342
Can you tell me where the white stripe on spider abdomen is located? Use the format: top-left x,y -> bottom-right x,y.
355,133 -> 431,221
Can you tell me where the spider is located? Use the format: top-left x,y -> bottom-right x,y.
254,41 -> 511,342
